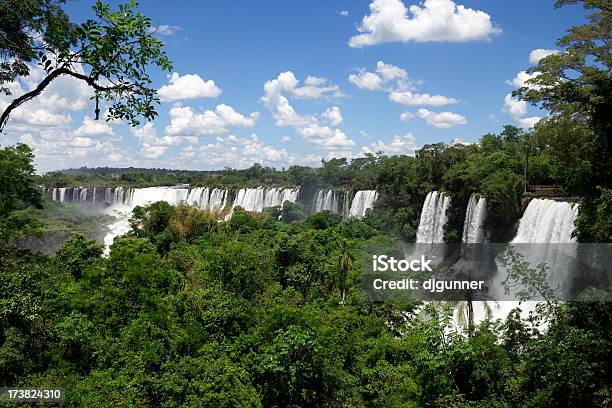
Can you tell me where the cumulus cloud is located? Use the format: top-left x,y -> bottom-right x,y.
158,72 -> 221,101
297,124 -> 355,149
321,106 -> 343,126
389,91 -> 458,106
503,93 -> 541,129
503,94 -> 527,118
152,24 -> 183,36
0,63 -> 93,131
16,125 -> 128,171
400,111 -> 415,121
131,122 -> 194,159
348,61 -> 410,91
177,133 -> 307,169
349,0 -> 501,48
529,48 -> 559,64
417,108 -> 467,128
165,103 -> 259,136
74,116 -> 116,138
506,70 -> 541,89
261,72 -> 353,151
362,133 -> 416,156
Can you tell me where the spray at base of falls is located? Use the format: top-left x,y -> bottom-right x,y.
43,186 -> 299,252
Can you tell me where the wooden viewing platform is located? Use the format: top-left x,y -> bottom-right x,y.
527,185 -> 564,197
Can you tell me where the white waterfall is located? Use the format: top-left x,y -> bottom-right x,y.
512,198 -> 578,244
231,187 -> 299,212
462,195 -> 487,243
416,191 -> 451,243
485,198 -> 580,320
312,190 -> 339,214
342,190 -> 351,218
348,190 -> 378,218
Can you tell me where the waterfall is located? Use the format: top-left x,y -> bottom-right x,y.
416,191 -> 451,243
348,190 -> 378,219
209,188 -> 228,212
462,195 -> 487,243
512,198 -> 578,244
312,190 -> 339,214
231,187 -> 299,213
486,198 -> 580,311
342,191 -> 351,218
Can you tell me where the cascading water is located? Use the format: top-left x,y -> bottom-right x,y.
348,190 -> 378,218
462,195 -> 487,244
487,198 -> 580,321
342,191 -> 351,218
231,187 -> 299,213
416,191 -> 451,244
512,198 -> 578,244
312,190 -> 339,214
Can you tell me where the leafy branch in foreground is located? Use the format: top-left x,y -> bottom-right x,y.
497,246 -> 558,309
0,0 -> 172,133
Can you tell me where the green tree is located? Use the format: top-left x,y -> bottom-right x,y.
0,144 -> 42,244
0,0 -> 172,132
0,0 -> 79,95
55,233 -> 104,278
515,0 -> 611,241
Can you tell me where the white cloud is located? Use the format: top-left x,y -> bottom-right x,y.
349,71 -> 384,91
297,124 -> 355,149
17,126 -> 128,170
529,48 -> 559,64
348,61 -> 410,91
340,10 -> 349,16
0,63 -> 92,131
261,72 -> 353,152
152,24 -> 182,36
503,93 -> 527,118
349,0 -> 501,48
506,70 -> 540,89
517,116 -> 542,128
503,93 -> 541,129
158,72 -> 221,101
449,138 -> 470,146
177,134 -> 302,169
74,116 -> 115,137
362,133 -> 416,156
321,106 -> 343,126
165,103 -> 259,136
280,136 -> 292,143
389,91 -> 458,106
417,108 -> 467,128
400,111 -> 415,121
131,122 -> 197,159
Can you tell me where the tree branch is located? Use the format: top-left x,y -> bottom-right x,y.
0,67 -> 125,133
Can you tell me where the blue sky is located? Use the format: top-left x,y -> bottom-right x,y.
0,0 -> 588,172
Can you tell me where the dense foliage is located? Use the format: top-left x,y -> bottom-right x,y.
0,1 -> 610,406
1,200 -> 610,407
